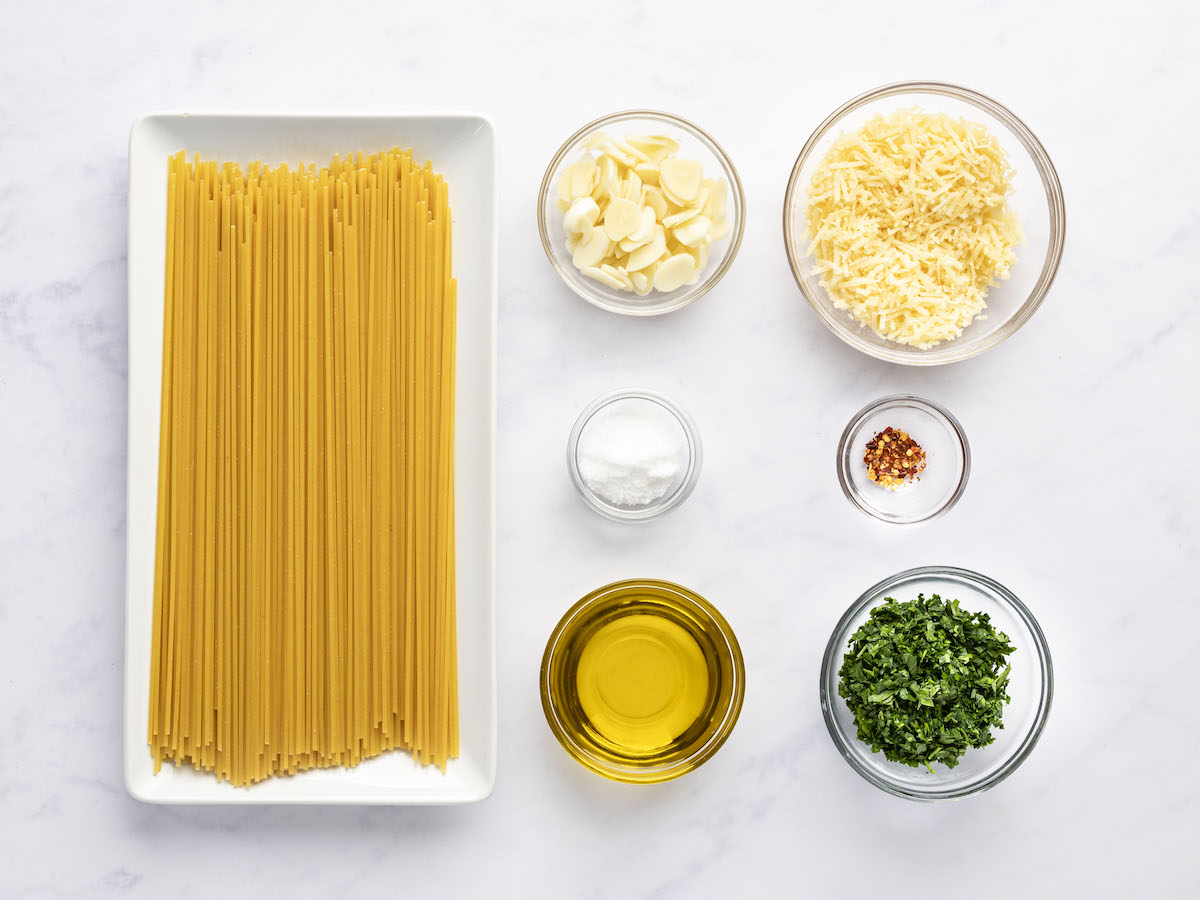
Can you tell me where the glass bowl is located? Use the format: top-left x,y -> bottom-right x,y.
836,394 -> 969,525
539,110 -> 745,316
540,578 -> 745,783
820,566 -> 1053,801
567,388 -> 702,522
783,81 -> 1066,365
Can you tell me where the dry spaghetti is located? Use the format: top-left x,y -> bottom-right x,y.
148,148 -> 457,786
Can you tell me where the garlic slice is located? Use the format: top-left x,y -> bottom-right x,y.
572,222 -> 611,269
633,163 -> 659,186
662,207 -> 701,229
627,206 -> 656,243
603,198 -> 642,241
626,134 -> 679,164
659,157 -> 703,204
673,214 -> 711,248
594,154 -> 619,202
580,265 -> 627,290
702,177 -> 728,222
599,264 -> 634,290
563,197 -> 601,234
643,186 -> 668,222
652,253 -> 696,292
568,156 -> 597,199
626,228 -> 668,272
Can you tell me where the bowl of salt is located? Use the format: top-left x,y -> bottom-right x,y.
567,388 -> 702,522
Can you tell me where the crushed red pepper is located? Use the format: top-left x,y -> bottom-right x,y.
864,426 -> 926,490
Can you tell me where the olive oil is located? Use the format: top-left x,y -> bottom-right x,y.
540,579 -> 745,783
576,614 -> 709,753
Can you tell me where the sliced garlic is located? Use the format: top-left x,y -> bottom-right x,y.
702,177 -> 728,222
673,214 -> 711,248
568,156 -> 597,199
618,233 -> 650,253
620,170 -> 643,203
603,198 -> 643,241
600,263 -> 634,290
627,206 -> 656,243
556,132 -> 732,298
580,265 -> 627,290
572,222 -> 611,269
657,179 -> 688,209
653,253 -> 696,292
563,196 -> 601,234
634,163 -> 659,186
626,134 -> 679,164
643,186 -> 668,222
659,157 -> 703,204
626,228 -> 668,272
610,137 -> 652,165
662,207 -> 701,229
594,154 -> 619,202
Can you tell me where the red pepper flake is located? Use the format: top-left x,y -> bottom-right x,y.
864,426 -> 926,490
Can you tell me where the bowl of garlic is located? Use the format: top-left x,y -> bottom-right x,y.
539,110 -> 745,316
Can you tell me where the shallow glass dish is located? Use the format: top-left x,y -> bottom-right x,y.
820,566 -> 1053,801
538,110 -> 745,316
567,388 -> 702,522
541,579 -> 745,784
836,394 -> 969,525
783,81 -> 1066,365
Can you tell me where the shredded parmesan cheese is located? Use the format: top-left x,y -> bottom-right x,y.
805,108 -> 1024,348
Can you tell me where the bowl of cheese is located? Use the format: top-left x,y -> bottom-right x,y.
784,81 -> 1065,365
539,110 -> 745,316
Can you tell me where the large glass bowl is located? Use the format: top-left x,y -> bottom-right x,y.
820,566 -> 1053,800
784,81 -> 1066,365
539,110 -> 745,316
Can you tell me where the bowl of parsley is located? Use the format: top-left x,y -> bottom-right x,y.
820,566 -> 1053,801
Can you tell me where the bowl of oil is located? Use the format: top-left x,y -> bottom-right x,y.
540,579 -> 745,783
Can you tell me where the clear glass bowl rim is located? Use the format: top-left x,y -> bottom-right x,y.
835,393 -> 971,525
819,565 -> 1054,801
539,578 -> 747,784
566,387 -> 703,522
782,80 -> 1067,365
538,108 -> 747,317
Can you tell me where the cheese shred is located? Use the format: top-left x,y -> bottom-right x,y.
805,109 -> 1024,348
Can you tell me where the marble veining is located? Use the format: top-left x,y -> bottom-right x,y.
1,0 -> 1197,897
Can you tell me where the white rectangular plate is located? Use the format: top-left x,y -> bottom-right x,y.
125,113 -> 496,804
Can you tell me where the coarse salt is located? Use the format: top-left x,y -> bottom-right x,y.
577,397 -> 687,508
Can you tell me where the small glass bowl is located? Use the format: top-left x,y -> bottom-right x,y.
836,394 -> 969,525
538,110 -> 745,316
540,578 -> 745,784
567,388 -> 702,522
820,566 -> 1053,801
784,81 -> 1066,365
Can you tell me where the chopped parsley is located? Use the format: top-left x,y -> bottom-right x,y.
837,593 -> 1015,771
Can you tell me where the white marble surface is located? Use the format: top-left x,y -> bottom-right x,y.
1,0 -> 1197,896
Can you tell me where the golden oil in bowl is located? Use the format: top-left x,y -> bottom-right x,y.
540,579 -> 745,783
